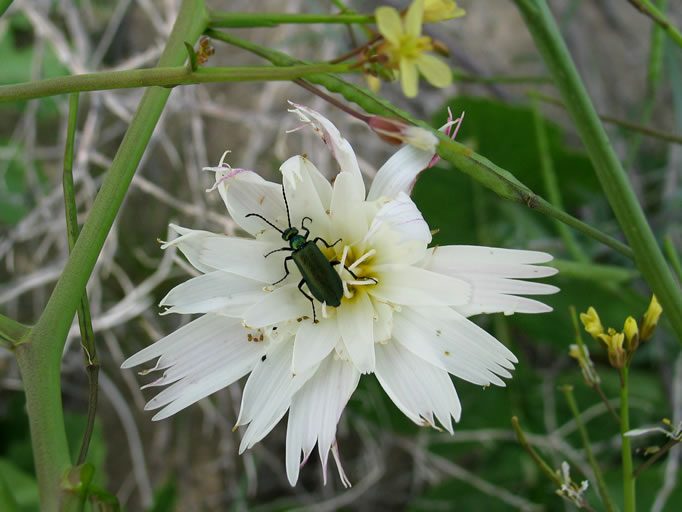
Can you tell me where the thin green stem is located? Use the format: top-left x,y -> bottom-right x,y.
207,11 -> 374,27
627,0 -> 682,49
624,0 -> 667,169
514,0 -> 682,345
562,386 -> 616,511
0,0 -> 13,18
632,437 -> 680,478
210,29 -> 636,261
663,236 -> 682,282
529,91 -> 682,146
551,259 -> 638,283
0,63 -> 353,103
15,1 -> 208,510
511,417 -> 563,487
0,313 -> 29,347
453,70 -> 553,84
62,93 -> 100,466
620,366 -> 636,512
532,98 -> 588,262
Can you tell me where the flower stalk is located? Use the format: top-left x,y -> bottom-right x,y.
513,0 -> 682,345
0,63 -> 353,103
13,1 -> 209,509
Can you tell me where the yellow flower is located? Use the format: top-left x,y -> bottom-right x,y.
580,306 -> 604,341
423,0 -> 466,22
597,329 -> 625,368
375,0 -> 452,98
640,295 -> 662,341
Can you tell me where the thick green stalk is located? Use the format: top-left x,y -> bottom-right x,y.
620,367 -> 636,512
562,386 -> 616,512
0,64 -> 352,103
514,0 -> 682,344
14,1 -> 208,510
209,30 -> 635,260
208,11 -> 373,27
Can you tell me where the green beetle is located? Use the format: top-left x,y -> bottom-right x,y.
246,185 -> 345,323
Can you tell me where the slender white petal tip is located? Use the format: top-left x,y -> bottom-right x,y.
123,103 -> 558,487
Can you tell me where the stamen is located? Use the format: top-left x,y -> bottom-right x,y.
342,280 -> 352,299
218,149 -> 232,167
322,301 -> 328,319
348,248 -> 376,272
338,245 -> 349,275
347,280 -> 376,286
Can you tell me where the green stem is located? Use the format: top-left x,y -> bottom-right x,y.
627,0 -> 682,49
207,11 -> 374,27
562,386 -> 616,511
532,98 -> 589,262
551,259 -> 638,283
514,0 -> 682,345
511,417 -> 563,487
620,367 -> 636,512
14,1 -> 208,510
529,91 -> 682,146
0,313 -> 29,347
0,63 -> 352,103
632,437 -> 680,478
62,93 -> 100,466
208,31 -> 636,260
663,236 -> 682,282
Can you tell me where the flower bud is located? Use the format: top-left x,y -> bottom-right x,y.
597,330 -> 625,368
580,307 -> 604,342
368,116 -> 438,152
640,295 -> 662,342
423,0 -> 466,22
623,316 -> 639,352
568,344 -> 599,387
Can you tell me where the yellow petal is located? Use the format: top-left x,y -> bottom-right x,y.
416,54 -> 452,88
405,0 -> 425,38
376,6 -> 404,46
400,59 -> 419,98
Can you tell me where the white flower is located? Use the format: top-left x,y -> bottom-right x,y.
122,103 -> 558,487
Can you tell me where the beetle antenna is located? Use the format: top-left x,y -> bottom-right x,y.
245,213 -> 284,234
281,185 -> 293,228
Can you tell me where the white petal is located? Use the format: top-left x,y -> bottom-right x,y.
122,316 -> 263,420
164,227 -> 285,283
393,307 -> 517,387
242,284 -> 312,328
293,319 -> 340,374
337,292 -> 376,373
237,340 -> 316,451
372,299 -> 393,343
375,341 -> 460,432
364,193 -> 431,265
425,246 -> 559,316
370,265 -> 470,306
286,356 -> 360,485
216,169 -> 288,238
367,145 -> 435,201
159,272 -> 268,316
330,173 -> 369,246
281,154 -> 333,209
289,103 -> 365,197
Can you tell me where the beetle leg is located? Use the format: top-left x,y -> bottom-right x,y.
272,256 -> 294,285
344,265 -> 378,284
313,236 -> 342,249
264,246 -> 293,258
297,279 -> 318,323
300,216 -> 313,238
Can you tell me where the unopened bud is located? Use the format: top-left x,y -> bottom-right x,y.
640,295 -> 662,342
623,316 -> 639,352
568,344 -> 600,387
598,330 -> 625,368
368,116 -> 438,152
423,0 -> 466,22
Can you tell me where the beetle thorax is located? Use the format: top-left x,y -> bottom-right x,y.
283,227 -> 306,250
